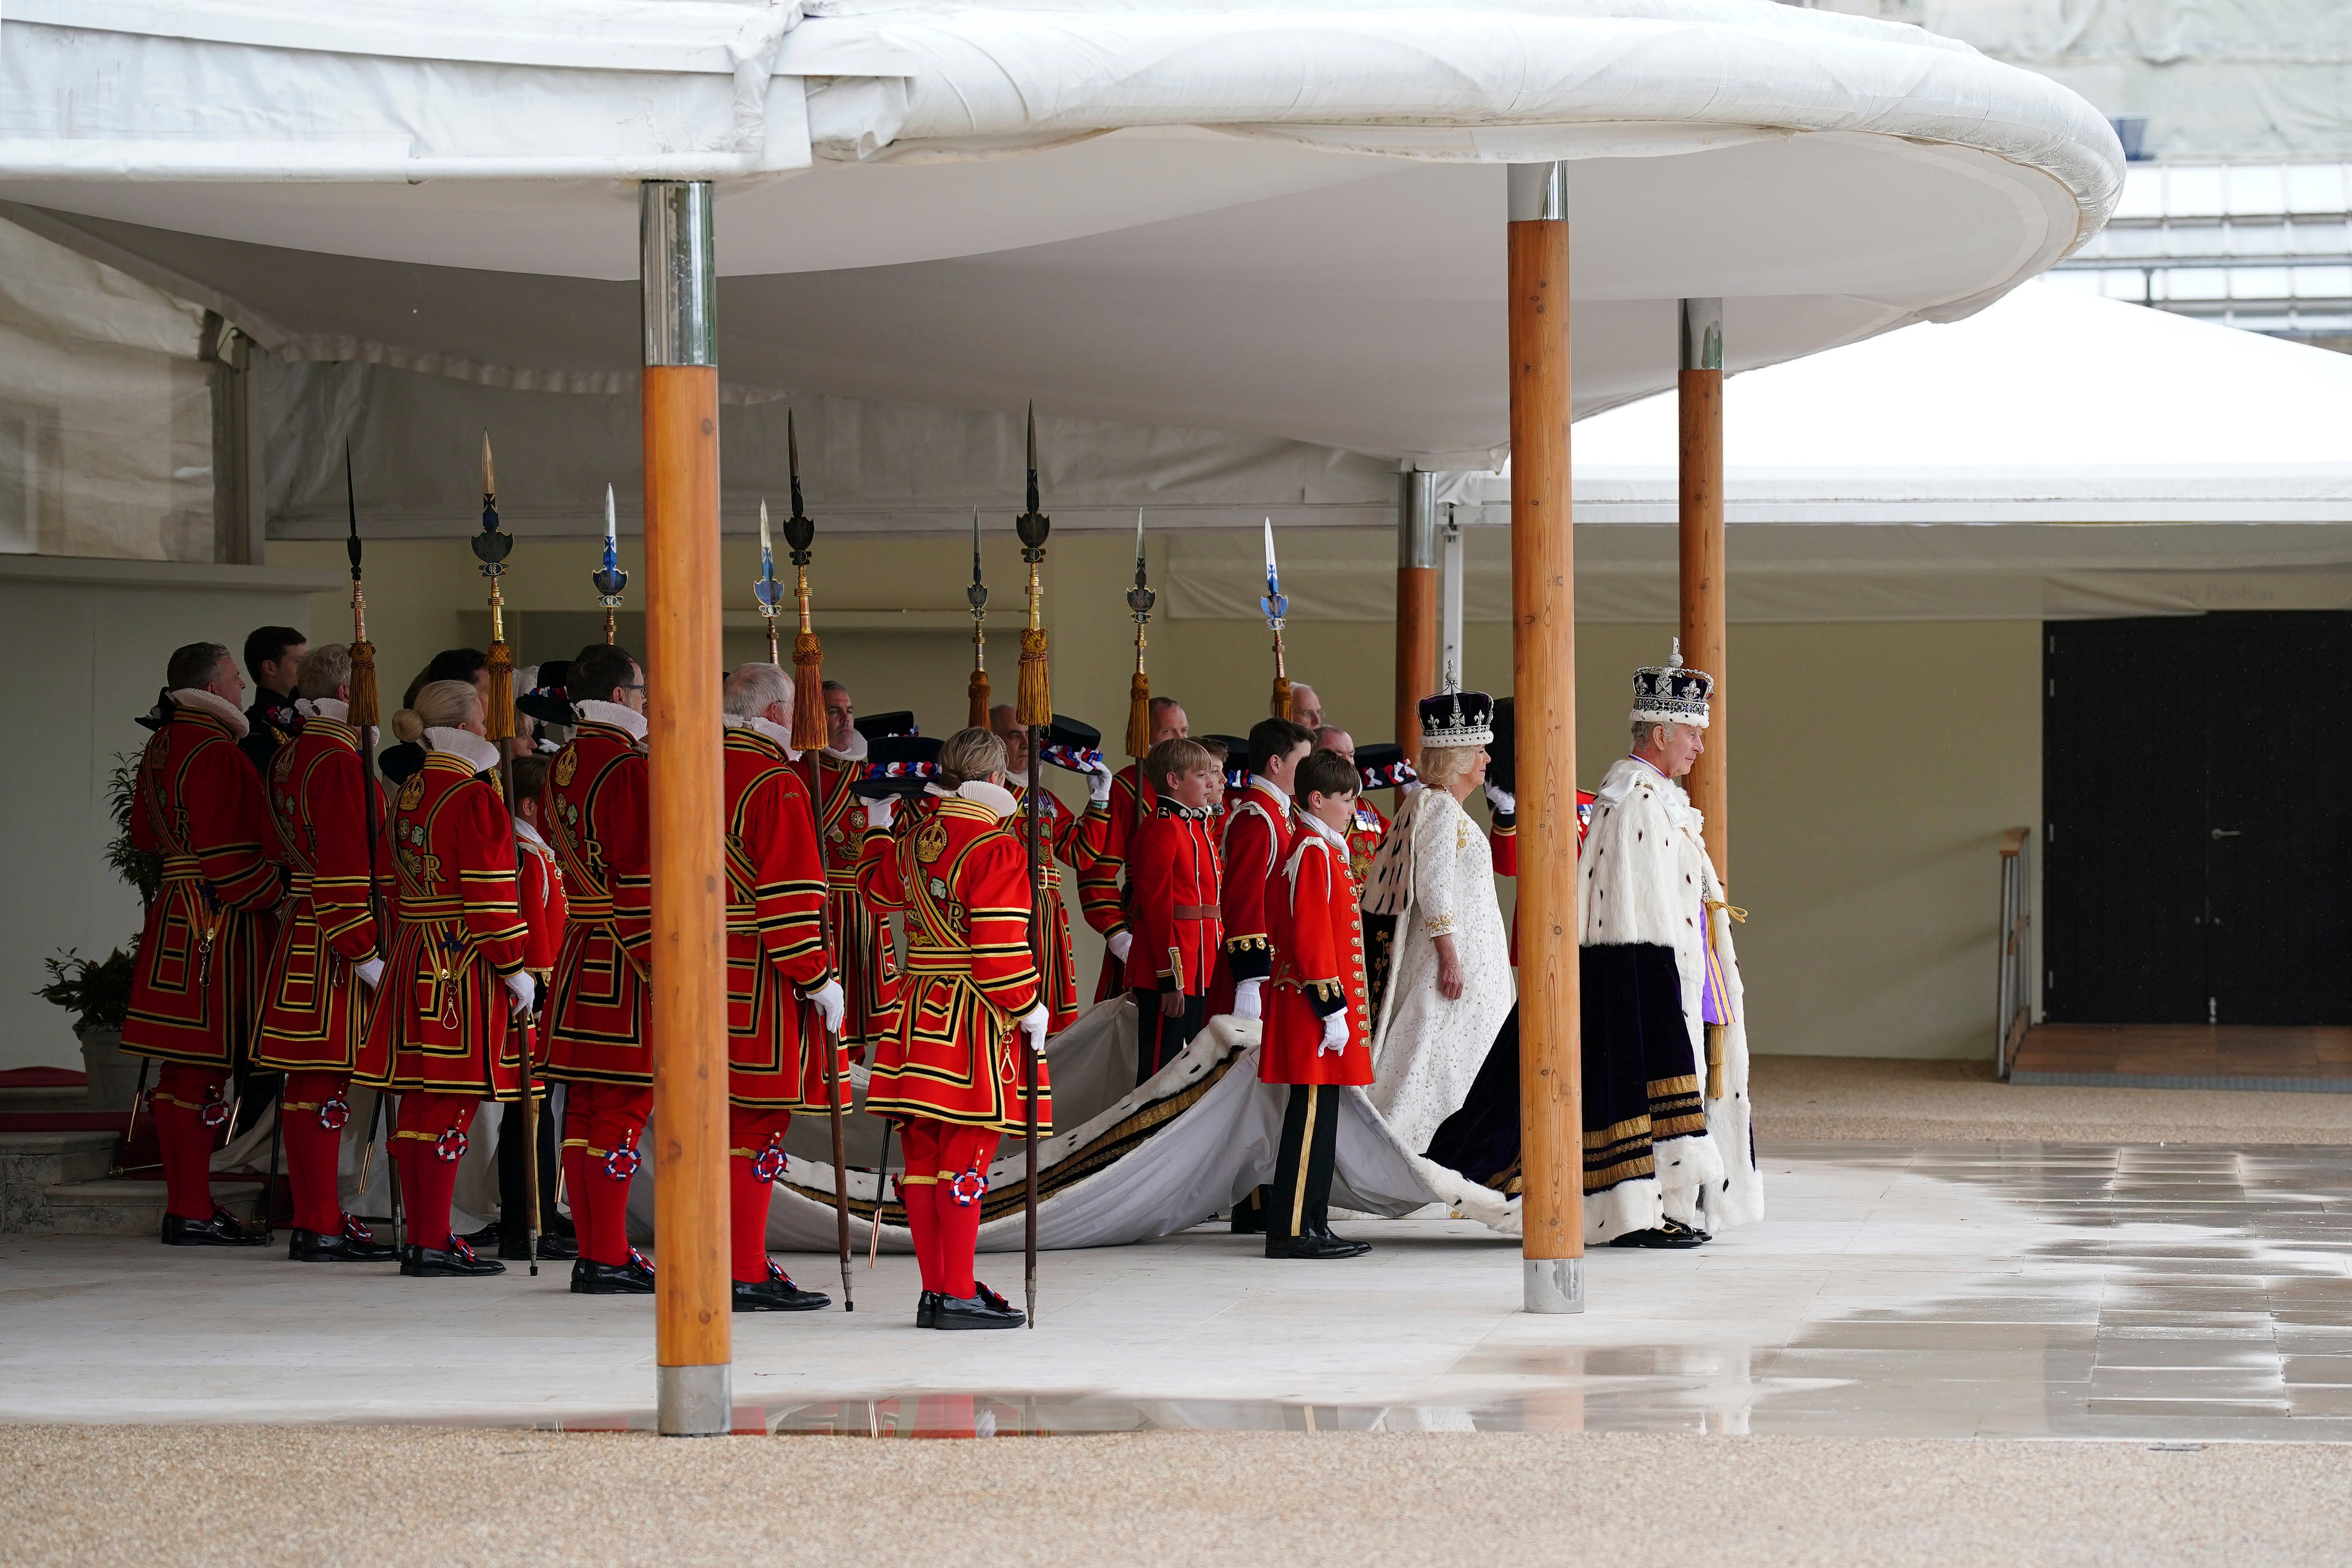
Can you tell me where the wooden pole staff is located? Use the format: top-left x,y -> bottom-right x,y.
1677,298 -> 1729,890
1014,404 -> 1051,1328
343,442 -> 395,1224
1259,517 -> 1290,721
472,435 -> 538,1275
968,506 -> 991,729
1507,161 -> 1584,1316
642,181 -> 731,1435
781,412 -> 857,1313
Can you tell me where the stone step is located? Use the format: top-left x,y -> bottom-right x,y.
0,1131 -> 119,1233
0,1085 -> 92,1113
39,1177 -> 266,1238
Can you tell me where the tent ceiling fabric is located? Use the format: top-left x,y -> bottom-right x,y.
0,0 -> 2122,465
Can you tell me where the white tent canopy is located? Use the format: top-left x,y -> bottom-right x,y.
1,0 -> 2122,478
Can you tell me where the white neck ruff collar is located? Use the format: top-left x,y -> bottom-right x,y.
574,699 -> 648,741
295,697 -> 348,723
957,779 -> 1018,820
171,688 -> 249,738
426,727 -> 502,774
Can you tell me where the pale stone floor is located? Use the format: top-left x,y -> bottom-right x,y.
3,1142 -> 2348,1442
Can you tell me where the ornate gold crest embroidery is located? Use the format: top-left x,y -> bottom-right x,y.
914,818 -> 950,864
397,774 -> 426,812
553,747 -> 578,787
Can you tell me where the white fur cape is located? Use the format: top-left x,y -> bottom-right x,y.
1576,756 -> 1763,1243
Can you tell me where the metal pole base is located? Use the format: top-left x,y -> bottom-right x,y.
1524,1256 -> 1586,1315
656,1364 -> 733,1436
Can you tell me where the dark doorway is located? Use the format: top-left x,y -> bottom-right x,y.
2043,611 -> 2351,1026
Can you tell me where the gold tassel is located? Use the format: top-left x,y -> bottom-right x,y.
483,637 -> 515,742
1125,670 -> 1151,759
791,629 -> 828,752
1017,627 -> 1051,728
967,666 -> 991,732
1269,673 -> 1292,724
348,638 -> 379,728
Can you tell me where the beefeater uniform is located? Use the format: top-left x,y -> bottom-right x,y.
123,689 -> 284,1232
1126,798 -> 1222,1085
1261,811 -> 1374,1249
1345,795 -> 1390,887
1072,763 -> 1157,999
723,716 -> 843,1289
540,700 -> 656,1270
856,785 -> 1049,1303
254,697 -> 385,1246
813,746 -> 905,1054
353,730 -> 532,1256
1007,770 -> 1087,1032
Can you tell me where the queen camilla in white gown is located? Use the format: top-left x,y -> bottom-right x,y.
1365,698 -> 1516,1154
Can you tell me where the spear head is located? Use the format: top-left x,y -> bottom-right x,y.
1258,516 -> 1286,628
472,430 -> 511,577
1015,404 -> 1050,561
1126,509 -> 1155,622
783,410 -> 815,563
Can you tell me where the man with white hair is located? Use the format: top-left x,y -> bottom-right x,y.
716,662 -> 847,1311
1575,646 -> 1761,1250
1286,683 -> 1324,732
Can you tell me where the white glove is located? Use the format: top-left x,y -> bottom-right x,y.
1085,759 -> 1114,805
808,978 -> 846,1035
866,794 -> 895,828
1318,1012 -> 1349,1054
352,956 -> 385,990
1106,930 -> 1134,963
1484,782 -> 1516,816
1018,1003 -> 1050,1056
503,969 -> 537,1020
1232,977 -> 1263,1021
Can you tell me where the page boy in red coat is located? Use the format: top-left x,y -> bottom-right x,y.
1260,748 -> 1375,1260
1125,736 -> 1224,1086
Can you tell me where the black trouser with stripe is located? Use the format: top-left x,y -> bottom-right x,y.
1269,1083 -> 1341,1242
1132,990 -> 1207,1086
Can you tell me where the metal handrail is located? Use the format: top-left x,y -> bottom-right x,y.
1995,828 -> 2032,1080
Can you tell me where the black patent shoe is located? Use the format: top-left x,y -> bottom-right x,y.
1608,1221 -> 1705,1250
162,1206 -> 270,1248
623,1247 -> 658,1286
535,1232 -> 580,1261
734,1262 -> 830,1313
974,1279 -> 1015,1315
914,1290 -> 941,1328
400,1237 -> 506,1278
570,1258 -> 657,1295
1264,1231 -> 1371,1260
463,1219 -> 503,1246
933,1290 -> 1024,1330
289,1217 -> 398,1262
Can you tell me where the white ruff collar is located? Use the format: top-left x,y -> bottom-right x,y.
513,816 -> 552,855
824,729 -> 870,763
723,712 -> 801,759
426,727 -> 501,774
171,688 -> 249,738
574,699 -> 648,741
295,697 -> 348,723
957,780 -> 1018,820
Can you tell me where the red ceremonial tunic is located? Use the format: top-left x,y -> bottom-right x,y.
123,697 -> 282,1069
1072,763 -> 1157,999
723,723 -> 843,1111
542,718 -> 654,1084
514,820 -> 567,978
815,750 -> 904,1049
1128,802 -> 1223,995
1261,820 -> 1374,1087
1007,774 -> 1087,1032
856,792 -> 1051,1135
355,747 -> 532,1099
254,713 -> 382,1072
1218,778 -> 1295,986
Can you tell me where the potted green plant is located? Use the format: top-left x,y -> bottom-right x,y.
35,755 -> 162,1110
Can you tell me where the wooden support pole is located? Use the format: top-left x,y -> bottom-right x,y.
1395,471 -> 1438,761
1507,162 -> 1582,1315
1677,297 -> 1729,889
641,180 -> 731,1437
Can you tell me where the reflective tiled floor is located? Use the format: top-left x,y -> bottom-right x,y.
3,1142 -> 2346,1440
